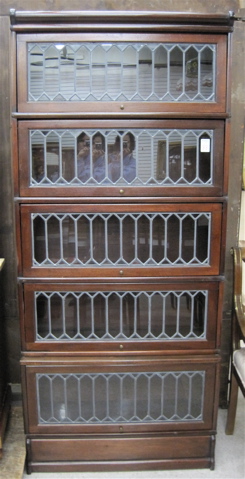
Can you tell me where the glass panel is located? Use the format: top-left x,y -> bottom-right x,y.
28,42 -> 216,102
36,371 -> 205,424
30,128 -> 213,187
32,212 -> 211,267
35,290 -> 208,341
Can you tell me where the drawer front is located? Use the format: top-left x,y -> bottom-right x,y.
22,356 -> 219,434
27,434 -> 214,470
17,33 -> 227,114
17,120 -> 224,198
21,281 -> 222,352
20,203 -> 223,278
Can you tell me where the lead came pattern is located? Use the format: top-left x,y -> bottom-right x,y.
28,42 -> 216,102
35,290 -> 208,341
30,128 -> 213,186
36,371 -> 205,424
32,212 -> 211,266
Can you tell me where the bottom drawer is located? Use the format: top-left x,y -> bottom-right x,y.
27,433 -> 215,472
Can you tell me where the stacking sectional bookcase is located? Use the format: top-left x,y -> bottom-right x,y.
10,10 -> 233,473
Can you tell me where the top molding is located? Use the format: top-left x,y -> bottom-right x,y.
10,9 -> 235,33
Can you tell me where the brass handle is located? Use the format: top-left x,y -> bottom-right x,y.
119,270 -> 124,276
119,189 -> 124,194
120,104 -> 124,110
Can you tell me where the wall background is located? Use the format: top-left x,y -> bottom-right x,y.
0,0 -> 244,406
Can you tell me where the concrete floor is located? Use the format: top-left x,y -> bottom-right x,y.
0,388 -> 244,479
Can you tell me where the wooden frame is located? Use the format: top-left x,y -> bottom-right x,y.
16,33 -> 228,115
19,202 -> 223,278
17,119 -> 225,198
20,280 -> 222,353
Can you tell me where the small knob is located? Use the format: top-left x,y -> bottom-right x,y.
119,189 -> 124,194
120,104 -> 124,110
119,344 -> 124,350
119,426 -> 123,433
119,270 -> 124,275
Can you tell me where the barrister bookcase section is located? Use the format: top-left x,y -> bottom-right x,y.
11,10 -> 233,473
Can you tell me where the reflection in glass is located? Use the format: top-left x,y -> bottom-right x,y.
30,128 -> 213,187
32,211 -> 210,267
28,42 -> 215,102
35,289 -> 207,341
36,370 -> 205,424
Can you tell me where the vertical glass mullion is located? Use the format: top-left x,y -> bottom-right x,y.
44,136 -> 48,179
74,134 -> 78,178
197,49 -> 201,97
187,374 -> 192,417
134,216 -> 138,262
47,294 -> 52,337
58,133 -> 62,180
133,293 -> 137,336
152,48 -> 155,99
120,137 -> 123,179
181,136 -> 185,179
90,215 -> 94,264
92,376 -> 96,420
119,294 -> 124,338
166,135 -> 170,180
59,216 -> 64,263
61,294 -> 66,337
76,294 -> 81,338
105,217 -> 109,263
134,374 -> 137,418
106,376 -> 109,420
179,216 -> 183,262
149,215 -> 153,262
196,134 -> 200,181
162,293 -> 166,337
45,217 -> 49,262
91,294 -> 95,337
182,49 -> 186,97
120,375 -> 124,419
167,49 -> 170,98
176,294 -> 180,336
58,48 -> 61,96
164,216 -> 168,261
148,293 -> 152,336
161,374 -> 165,418
105,293 -> 109,337
151,134 -> 154,179
147,375 -> 151,418
190,293 -> 195,336
193,215 -> 198,260
74,217 -> 78,263
119,215 -> 123,262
